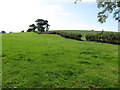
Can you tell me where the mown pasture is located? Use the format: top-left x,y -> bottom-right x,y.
2,31 -> 118,88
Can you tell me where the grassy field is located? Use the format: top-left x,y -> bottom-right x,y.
2,31 -> 119,88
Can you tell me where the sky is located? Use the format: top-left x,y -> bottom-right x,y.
0,0 -> 118,32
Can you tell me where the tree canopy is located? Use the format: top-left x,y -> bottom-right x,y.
75,0 -> 120,23
27,19 -> 50,32
29,24 -> 36,31
35,19 -> 50,32
97,1 -> 120,23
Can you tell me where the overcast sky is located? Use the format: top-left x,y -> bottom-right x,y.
0,0 -> 118,32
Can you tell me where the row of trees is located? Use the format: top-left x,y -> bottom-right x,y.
27,19 -> 50,32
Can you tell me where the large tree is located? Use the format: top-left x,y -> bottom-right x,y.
75,0 -> 120,23
35,19 -> 50,32
28,19 -> 50,32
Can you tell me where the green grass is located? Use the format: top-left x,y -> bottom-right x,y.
2,32 -> 118,88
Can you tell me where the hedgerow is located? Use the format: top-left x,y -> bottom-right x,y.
85,32 -> 120,45
39,31 -> 83,41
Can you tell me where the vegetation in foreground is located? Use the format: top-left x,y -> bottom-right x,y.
2,32 -> 118,88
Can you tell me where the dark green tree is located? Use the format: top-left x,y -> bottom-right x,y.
35,19 -> 50,32
1,31 -> 6,33
28,19 -> 50,32
27,28 -> 33,32
29,24 -> 36,31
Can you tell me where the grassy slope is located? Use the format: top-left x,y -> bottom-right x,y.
2,32 -> 118,88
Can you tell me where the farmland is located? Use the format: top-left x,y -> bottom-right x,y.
2,31 -> 119,88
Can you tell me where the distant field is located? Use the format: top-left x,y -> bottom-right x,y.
55,30 -> 102,34
2,32 -> 118,88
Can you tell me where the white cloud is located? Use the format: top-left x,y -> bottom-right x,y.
0,0 -> 39,32
50,4 -> 63,11
62,12 -> 72,16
